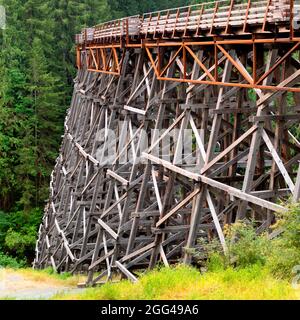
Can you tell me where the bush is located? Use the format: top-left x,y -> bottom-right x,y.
266,203 -> 300,279
195,221 -> 271,271
0,252 -> 25,268
224,222 -> 270,268
0,208 -> 42,264
5,227 -> 37,257
194,203 -> 300,280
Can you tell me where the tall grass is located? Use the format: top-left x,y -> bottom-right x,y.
52,202 -> 300,300
52,265 -> 298,300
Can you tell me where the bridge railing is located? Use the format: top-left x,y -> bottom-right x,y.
75,0 -> 299,45
75,15 -> 140,45
140,0 -> 292,36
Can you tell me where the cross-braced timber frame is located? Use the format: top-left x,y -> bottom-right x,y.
34,0 -> 300,286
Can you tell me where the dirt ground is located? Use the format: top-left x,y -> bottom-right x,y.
0,269 -> 81,299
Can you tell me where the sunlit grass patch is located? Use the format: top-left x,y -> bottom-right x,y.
52,265 -> 299,300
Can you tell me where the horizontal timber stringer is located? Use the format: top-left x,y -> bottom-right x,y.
34,0 -> 300,287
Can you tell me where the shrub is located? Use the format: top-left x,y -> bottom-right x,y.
224,221 -> 270,268
191,237 -> 225,270
0,252 -> 25,268
5,226 -> 37,257
195,220 -> 271,271
266,203 -> 300,279
194,203 -> 300,280
0,208 -> 42,263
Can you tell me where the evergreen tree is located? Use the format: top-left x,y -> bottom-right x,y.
0,0 -> 64,210
48,0 -> 111,102
109,0 -> 191,17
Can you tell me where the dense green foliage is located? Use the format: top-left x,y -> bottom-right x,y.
0,208 -> 42,266
0,0 -> 113,213
109,0 -> 191,17
0,252 -> 25,268
195,203 -> 300,280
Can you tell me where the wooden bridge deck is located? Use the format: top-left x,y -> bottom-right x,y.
76,0 -> 300,44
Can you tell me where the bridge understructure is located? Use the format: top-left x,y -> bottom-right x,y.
34,0 -> 300,286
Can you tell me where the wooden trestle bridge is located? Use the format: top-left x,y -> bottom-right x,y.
34,0 -> 300,285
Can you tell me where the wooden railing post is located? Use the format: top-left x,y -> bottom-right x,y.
290,0 -> 294,39
126,18 -> 129,45
162,10 -> 170,38
196,4 -> 204,36
262,0 -> 272,32
153,12 -> 161,39
172,8 -> 180,38
225,0 -> 235,34
183,6 -> 191,37
209,1 -> 219,35
243,0 -> 251,33
76,47 -> 81,69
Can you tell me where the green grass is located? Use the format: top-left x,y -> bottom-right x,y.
1,264 -> 299,300
52,265 -> 300,300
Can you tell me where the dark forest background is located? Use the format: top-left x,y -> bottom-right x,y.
0,0 -> 196,265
